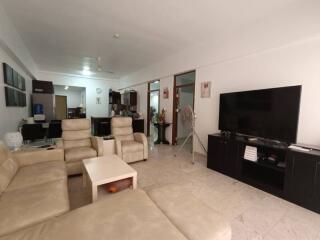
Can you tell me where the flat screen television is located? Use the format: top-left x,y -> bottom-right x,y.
219,85 -> 302,143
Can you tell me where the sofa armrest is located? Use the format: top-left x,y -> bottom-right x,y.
91,137 -> 103,156
13,148 -> 64,167
134,133 -> 148,159
114,137 -> 123,159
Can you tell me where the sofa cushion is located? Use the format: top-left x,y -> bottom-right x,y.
112,117 -> 134,141
112,127 -> 133,137
0,190 -> 187,240
62,129 -> 91,141
65,147 -> 97,163
111,117 -> 132,127
122,140 -> 144,153
65,161 -> 83,175
0,179 -> 69,236
62,119 -> 90,131
0,143 -> 18,195
148,184 -> 232,240
6,161 -> 66,192
63,139 -> 92,150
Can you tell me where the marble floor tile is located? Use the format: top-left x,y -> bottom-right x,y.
68,144 -> 320,240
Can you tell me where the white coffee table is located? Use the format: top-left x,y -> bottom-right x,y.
82,155 -> 137,202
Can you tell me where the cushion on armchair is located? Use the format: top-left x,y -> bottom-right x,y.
64,147 -> 97,163
122,141 -> 144,153
111,117 -> 148,163
61,119 -> 103,175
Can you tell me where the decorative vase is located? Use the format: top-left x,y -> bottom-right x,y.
4,132 -> 23,151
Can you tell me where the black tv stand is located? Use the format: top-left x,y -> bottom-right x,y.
207,133 -> 320,213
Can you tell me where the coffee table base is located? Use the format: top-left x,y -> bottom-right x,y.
82,164 -> 137,202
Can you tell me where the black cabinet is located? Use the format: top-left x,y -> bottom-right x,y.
285,150 -> 320,212
207,135 -> 224,172
207,135 -> 239,178
109,91 -> 121,105
123,91 -> 137,106
315,161 -> 320,212
133,119 -> 144,133
92,117 -> 144,136
207,133 -> 320,213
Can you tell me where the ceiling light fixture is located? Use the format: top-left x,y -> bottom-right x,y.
64,86 -> 69,90
82,66 -> 92,76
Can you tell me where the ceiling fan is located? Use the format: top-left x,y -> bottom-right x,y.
96,57 -> 114,74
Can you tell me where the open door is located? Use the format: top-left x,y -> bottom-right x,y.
147,80 -> 160,140
172,71 -> 195,145
55,95 -> 67,120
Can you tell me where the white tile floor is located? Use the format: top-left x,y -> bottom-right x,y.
69,144 -> 320,240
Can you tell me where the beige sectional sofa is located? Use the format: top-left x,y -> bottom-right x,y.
0,143 -> 69,237
0,143 -> 231,240
0,188 -> 231,240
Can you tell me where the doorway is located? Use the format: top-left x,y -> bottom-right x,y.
53,85 -> 86,119
55,95 -> 67,120
147,80 -> 160,142
172,71 -> 195,146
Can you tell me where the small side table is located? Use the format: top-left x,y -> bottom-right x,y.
154,123 -> 170,144
103,136 -> 115,155
82,155 -> 137,202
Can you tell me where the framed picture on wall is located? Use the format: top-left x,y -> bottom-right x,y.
201,81 -> 211,98
18,91 -> 26,106
18,75 -> 23,90
163,87 -> 169,99
12,70 -> 19,89
21,76 -> 26,91
3,63 -> 13,86
5,87 -> 17,106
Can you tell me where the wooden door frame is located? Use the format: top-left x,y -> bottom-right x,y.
172,70 -> 196,145
147,80 -> 160,136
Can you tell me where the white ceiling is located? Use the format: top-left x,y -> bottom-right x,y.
1,0 -> 301,79
54,85 -> 85,92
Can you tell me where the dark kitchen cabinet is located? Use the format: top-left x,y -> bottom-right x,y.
132,119 -> 144,133
109,91 -> 121,105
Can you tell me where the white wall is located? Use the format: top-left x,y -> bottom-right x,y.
0,4 -> 38,78
38,71 -> 119,118
119,35 -> 320,154
0,47 -> 32,139
54,86 -> 84,108
0,3 -> 39,139
194,38 -> 320,153
80,89 -> 86,108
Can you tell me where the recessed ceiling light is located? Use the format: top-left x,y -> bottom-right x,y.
64,86 -> 69,90
113,33 -> 120,39
82,66 -> 92,76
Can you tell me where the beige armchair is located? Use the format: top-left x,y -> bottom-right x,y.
57,119 -> 103,175
111,117 -> 148,163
